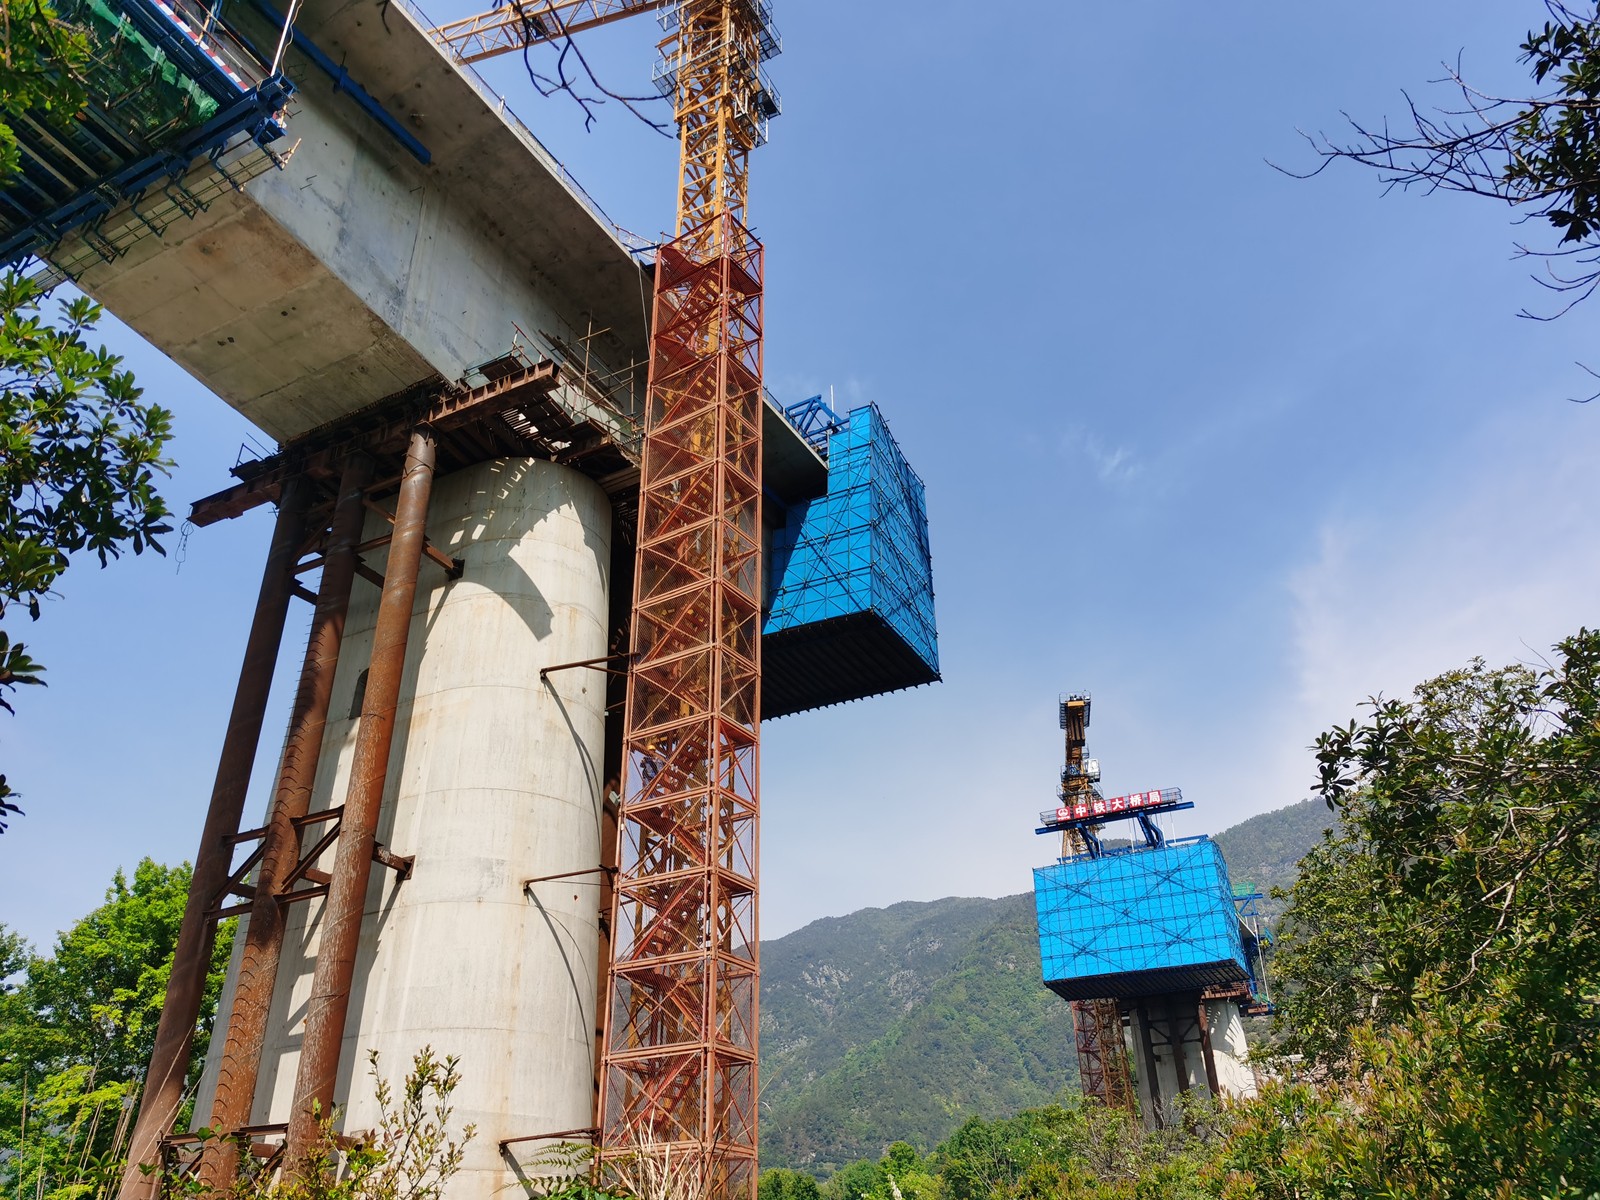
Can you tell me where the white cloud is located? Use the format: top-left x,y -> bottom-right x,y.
1259,406 -> 1600,807
1062,426 -> 1142,485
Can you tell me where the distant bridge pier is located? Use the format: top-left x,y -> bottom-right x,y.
1124,992 -> 1256,1128
1032,696 -> 1270,1126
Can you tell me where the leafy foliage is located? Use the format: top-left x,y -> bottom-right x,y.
1262,631 -> 1600,1196
0,0 -> 171,830
0,270 -> 174,824
0,860 -> 233,1200
251,1049 -> 475,1200
762,1103 -> 1223,1200
0,0 -> 90,181
0,272 -> 174,618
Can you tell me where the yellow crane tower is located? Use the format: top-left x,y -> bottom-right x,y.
431,3 -> 778,1196
1057,695 -> 1135,1112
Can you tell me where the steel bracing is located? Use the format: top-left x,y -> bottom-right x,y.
598,3 -> 771,1191
1071,999 -> 1134,1112
432,0 -> 671,64
1055,696 -> 1136,1112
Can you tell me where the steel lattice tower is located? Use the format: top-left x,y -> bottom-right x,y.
1057,696 -> 1135,1112
599,4 -> 769,1196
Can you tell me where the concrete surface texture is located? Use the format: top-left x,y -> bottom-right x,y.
196,457 -> 613,1195
60,0 -> 650,442
1125,994 -> 1257,1123
1204,1001 -> 1258,1100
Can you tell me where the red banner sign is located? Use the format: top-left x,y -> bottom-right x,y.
1054,788 -> 1175,823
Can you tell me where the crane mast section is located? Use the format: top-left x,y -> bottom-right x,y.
598,3 -> 777,1197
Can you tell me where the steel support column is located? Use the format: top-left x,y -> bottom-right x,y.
1197,999 -> 1221,1098
118,476 -> 314,1200
1135,1000 -> 1162,1127
286,429 -> 437,1164
201,453 -> 374,1186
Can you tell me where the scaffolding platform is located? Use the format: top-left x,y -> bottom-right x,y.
0,0 -> 291,269
1033,838 -> 1251,1001
763,403 -> 939,718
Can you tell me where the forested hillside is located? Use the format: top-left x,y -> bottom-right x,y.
1212,798 -> 1338,914
760,895 -> 1078,1170
757,797 -> 1328,1169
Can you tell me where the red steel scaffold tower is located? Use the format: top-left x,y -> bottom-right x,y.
432,2 -> 778,1194
1056,695 -> 1136,1113
602,4 -> 769,1195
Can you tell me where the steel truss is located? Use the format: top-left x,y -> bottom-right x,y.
599,4 -> 768,1195
1071,999 -> 1134,1110
1055,696 -> 1136,1114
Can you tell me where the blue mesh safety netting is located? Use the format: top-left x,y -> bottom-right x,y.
764,404 -> 937,672
1033,839 -> 1248,996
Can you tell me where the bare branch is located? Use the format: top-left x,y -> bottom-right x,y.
494,0 -> 673,136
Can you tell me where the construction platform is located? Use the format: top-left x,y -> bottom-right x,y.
188,367 -> 939,721
1034,838 -> 1254,1001
0,0 -> 291,270
764,403 -> 940,715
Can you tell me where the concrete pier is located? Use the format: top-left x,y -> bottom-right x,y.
1127,995 -> 1257,1126
196,457 -> 611,1193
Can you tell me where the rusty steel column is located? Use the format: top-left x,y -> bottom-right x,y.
286,429 -> 437,1164
1196,998 -> 1222,1098
200,453 -> 374,1187
118,476 -> 314,1200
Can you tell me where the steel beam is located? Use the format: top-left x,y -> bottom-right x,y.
188,361 -> 558,528
117,477 -> 314,1200
286,429 -> 438,1165
200,452 -> 374,1187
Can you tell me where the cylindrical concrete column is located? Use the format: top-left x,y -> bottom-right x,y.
118,476 -> 313,1200
190,456 -> 612,1200
288,429 -> 437,1162
202,453 -> 374,1187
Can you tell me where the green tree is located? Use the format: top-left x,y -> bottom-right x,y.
0,0 -> 172,831
1303,1 -> 1600,319
0,0 -> 90,180
760,1168 -> 823,1200
0,271 -> 174,829
0,860 -> 233,1200
1260,631 -> 1600,1196
258,1049 -> 474,1200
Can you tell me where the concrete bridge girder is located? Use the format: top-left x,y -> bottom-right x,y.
67,0 -> 652,443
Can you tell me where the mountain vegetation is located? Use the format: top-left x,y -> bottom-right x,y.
761,896 -> 1079,1171
757,796 -> 1332,1171
1210,798 -> 1335,917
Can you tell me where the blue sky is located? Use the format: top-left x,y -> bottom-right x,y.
6,0 -> 1600,947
